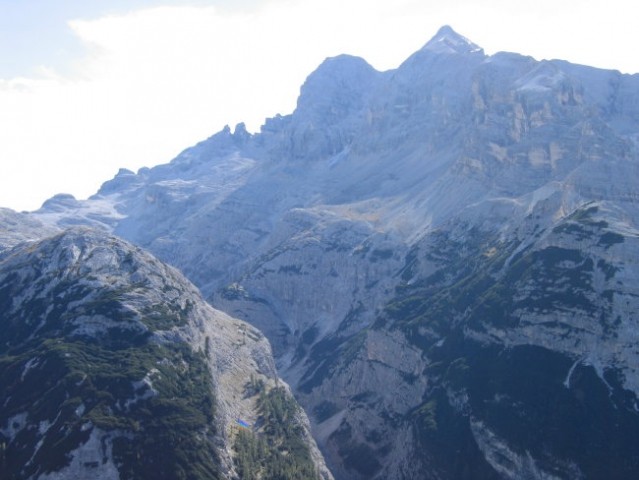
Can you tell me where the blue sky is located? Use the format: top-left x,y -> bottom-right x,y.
0,0 -> 255,77
1,0 -> 637,211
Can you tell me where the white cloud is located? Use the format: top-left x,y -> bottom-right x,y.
0,0 -> 637,211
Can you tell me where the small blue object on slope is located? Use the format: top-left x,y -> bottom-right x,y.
236,418 -> 250,428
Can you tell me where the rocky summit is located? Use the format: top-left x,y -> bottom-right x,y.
2,25 -> 639,479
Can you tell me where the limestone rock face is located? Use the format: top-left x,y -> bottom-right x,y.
5,26 -> 639,478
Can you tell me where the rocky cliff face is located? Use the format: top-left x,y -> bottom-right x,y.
0,228 -> 331,479
7,25 -> 639,478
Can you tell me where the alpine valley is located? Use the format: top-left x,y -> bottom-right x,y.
2,26 -> 639,479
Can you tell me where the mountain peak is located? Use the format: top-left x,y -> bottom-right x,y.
294,54 -> 379,120
421,25 -> 483,55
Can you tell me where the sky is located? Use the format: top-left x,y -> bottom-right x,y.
1,0 -> 637,212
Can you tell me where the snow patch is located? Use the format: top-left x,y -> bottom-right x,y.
422,26 -> 483,55
36,194 -> 124,232
515,63 -> 566,92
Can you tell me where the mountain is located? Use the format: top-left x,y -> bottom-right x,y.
0,228 -> 331,479
0,208 -> 57,253
4,25 -> 639,478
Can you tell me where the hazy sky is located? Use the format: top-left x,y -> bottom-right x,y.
1,0 -> 637,211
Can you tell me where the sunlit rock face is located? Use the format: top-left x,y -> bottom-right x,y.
12,25 -> 639,478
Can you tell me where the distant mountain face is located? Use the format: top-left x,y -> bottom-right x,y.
0,229 -> 331,480
6,25 -> 639,478
0,208 -> 57,253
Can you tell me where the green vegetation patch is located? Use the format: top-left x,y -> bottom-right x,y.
414,399 -> 438,431
140,298 -> 194,331
233,387 -> 319,480
598,231 -> 624,248
0,335 -> 220,479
